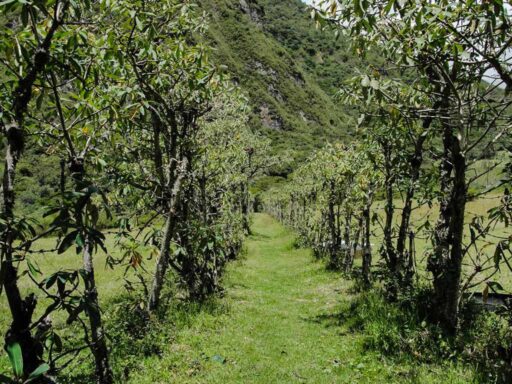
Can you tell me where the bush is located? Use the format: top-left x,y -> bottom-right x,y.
347,288 -> 446,360
106,294 -> 173,381
346,286 -> 512,383
461,311 -> 512,383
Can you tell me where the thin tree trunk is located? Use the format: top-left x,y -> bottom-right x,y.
327,188 -> 339,269
397,129 -> 429,278
345,215 -> 363,274
148,158 -> 188,312
70,157 -> 113,384
82,238 -> 113,384
382,142 -> 397,273
241,181 -> 251,235
151,111 -> 165,198
362,190 -> 374,288
342,213 -> 351,268
428,122 -> 466,333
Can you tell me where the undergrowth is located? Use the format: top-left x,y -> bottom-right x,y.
59,287 -> 227,383
345,285 -> 512,383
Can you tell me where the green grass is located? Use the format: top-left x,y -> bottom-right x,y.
1,214 -> 480,382
122,214 -> 475,383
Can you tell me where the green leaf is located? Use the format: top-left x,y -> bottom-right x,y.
58,230 -> 79,254
27,259 -> 41,277
44,273 -> 58,289
383,0 -> 396,14
6,342 -> 23,378
487,281 -> 504,293
75,232 -> 85,248
27,363 -> 50,380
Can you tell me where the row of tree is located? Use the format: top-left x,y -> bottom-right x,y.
265,0 -> 512,335
0,1 -> 270,383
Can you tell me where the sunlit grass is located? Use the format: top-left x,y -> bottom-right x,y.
0,214 -> 478,382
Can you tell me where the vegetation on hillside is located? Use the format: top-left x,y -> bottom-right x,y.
201,0 -> 366,171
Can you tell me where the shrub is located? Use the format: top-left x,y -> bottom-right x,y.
346,286 -> 512,383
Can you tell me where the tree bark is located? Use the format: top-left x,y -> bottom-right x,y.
342,213 -> 351,269
69,157 -> 113,384
382,142 -> 397,273
362,191 -> 373,288
1,5 -> 67,374
241,181 -> 251,235
345,215 -> 363,274
428,122 -> 466,333
395,132 -> 427,288
82,238 -> 113,384
327,184 -> 340,269
148,158 -> 188,312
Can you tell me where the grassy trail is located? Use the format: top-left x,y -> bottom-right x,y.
128,214 -> 471,383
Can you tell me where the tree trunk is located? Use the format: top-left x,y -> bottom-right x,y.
327,188 -> 339,269
148,210 -> 175,311
241,181 -> 251,235
428,123 -> 466,333
342,213 -> 351,268
345,215 -> 363,274
1,130 -> 44,376
148,158 -> 188,312
151,111 -> 165,198
362,191 -> 373,288
382,142 -> 397,273
0,8 -> 66,374
82,238 -> 113,384
396,133 -> 427,288
69,157 -> 113,384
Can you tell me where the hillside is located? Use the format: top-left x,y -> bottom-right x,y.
202,0 -> 366,172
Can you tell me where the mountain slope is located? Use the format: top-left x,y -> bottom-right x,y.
202,0 -> 364,172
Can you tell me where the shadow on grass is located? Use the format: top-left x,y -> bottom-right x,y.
304,283 -> 512,383
303,311 -> 349,329
249,231 -> 273,240
62,291 -> 231,384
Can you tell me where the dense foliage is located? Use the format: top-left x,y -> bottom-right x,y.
0,1 -> 271,383
1,0 -> 512,383
264,0 -> 512,381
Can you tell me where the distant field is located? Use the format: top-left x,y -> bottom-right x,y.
372,193 -> 511,290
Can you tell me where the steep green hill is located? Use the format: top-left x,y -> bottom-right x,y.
202,0 -> 365,173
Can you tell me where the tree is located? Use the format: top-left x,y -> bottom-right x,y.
103,0 -> 220,311
315,0 -> 512,332
339,75 -> 435,296
0,0 -> 97,377
262,142 -> 380,285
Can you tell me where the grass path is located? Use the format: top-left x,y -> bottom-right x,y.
128,214 -> 472,383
